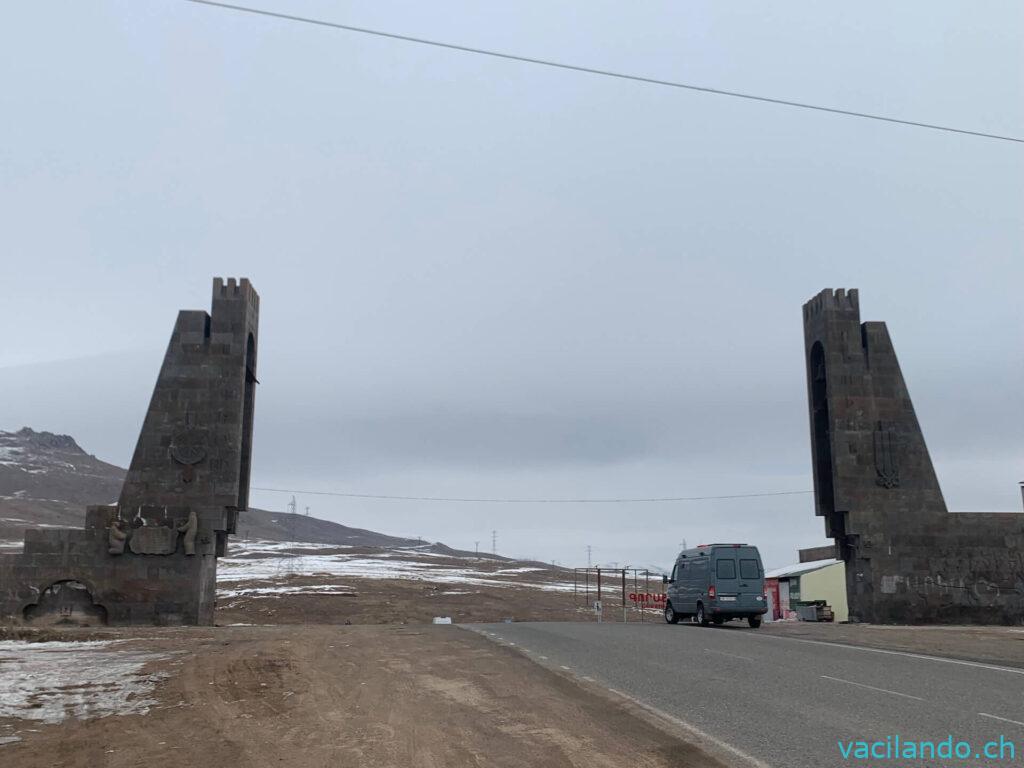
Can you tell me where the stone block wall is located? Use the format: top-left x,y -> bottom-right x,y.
0,527 -> 216,625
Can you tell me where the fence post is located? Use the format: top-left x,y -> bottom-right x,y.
636,568 -> 641,623
622,568 -> 627,623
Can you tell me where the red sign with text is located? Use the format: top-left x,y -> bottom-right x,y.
628,592 -> 667,608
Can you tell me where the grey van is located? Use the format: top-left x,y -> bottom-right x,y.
663,543 -> 767,628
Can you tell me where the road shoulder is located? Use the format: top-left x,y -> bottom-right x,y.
759,621 -> 1024,668
2,624 -> 727,768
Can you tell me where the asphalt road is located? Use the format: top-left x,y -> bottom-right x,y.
468,622 -> 1024,768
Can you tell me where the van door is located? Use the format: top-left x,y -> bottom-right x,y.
735,548 -> 765,613
687,555 -> 708,612
668,560 -> 684,612
713,552 -> 740,608
668,557 -> 694,615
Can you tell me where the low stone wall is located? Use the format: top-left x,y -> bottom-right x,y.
0,527 -> 216,625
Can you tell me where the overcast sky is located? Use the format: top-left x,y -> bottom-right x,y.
1,1 -> 1021,569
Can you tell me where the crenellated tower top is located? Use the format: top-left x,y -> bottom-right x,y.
802,288 -> 859,320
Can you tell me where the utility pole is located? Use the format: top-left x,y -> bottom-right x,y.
681,538 -> 687,550
491,530 -> 497,555
474,541 -> 480,557
587,545 -> 592,568
305,506 -> 310,517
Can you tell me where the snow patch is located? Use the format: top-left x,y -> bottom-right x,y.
0,641 -> 170,731
231,540 -> 350,553
217,551 -> 575,592
217,584 -> 357,598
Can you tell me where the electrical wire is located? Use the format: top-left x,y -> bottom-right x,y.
182,0 -> 1024,145
250,486 -> 814,503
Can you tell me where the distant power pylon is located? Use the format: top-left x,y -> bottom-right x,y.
492,530 -> 497,555
587,545 -> 592,568
287,496 -> 297,515
475,541 -> 480,557
305,506 -> 310,517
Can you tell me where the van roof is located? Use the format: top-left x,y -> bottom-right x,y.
678,544 -> 760,559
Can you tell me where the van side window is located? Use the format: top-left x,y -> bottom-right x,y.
740,559 -> 760,579
716,559 -> 737,579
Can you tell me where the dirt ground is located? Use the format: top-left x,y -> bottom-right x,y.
6,620 -> 1024,768
216,574 -> 648,626
761,619 -> 1024,668
1,624 -> 726,768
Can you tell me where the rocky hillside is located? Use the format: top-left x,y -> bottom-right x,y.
0,428 -> 124,537
235,511 -> 426,550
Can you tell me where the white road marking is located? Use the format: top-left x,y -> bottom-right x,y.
820,675 -> 923,701
705,648 -> 754,662
753,632 -> 1024,677
979,713 -> 1024,727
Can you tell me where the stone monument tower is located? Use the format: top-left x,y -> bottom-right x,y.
0,278 -> 259,625
802,289 -> 1023,623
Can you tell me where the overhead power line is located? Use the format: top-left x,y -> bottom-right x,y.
250,486 -> 813,503
183,0 -> 1023,145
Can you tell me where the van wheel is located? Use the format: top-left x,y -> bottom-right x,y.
664,602 -> 679,624
748,616 -> 762,629
695,603 -> 709,627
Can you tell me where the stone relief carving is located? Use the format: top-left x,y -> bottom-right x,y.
177,509 -> 198,556
108,520 -> 127,556
873,420 -> 900,489
129,526 -> 178,555
169,430 -> 208,466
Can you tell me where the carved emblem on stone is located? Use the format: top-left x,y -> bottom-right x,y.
873,421 -> 900,489
169,430 -> 208,466
129,525 -> 179,555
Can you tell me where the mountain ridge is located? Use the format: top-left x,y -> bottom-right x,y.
0,427 -> 509,560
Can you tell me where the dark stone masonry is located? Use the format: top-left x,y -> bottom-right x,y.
803,288 -> 1024,624
0,278 -> 258,625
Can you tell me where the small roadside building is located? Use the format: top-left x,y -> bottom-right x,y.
764,558 -> 847,623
